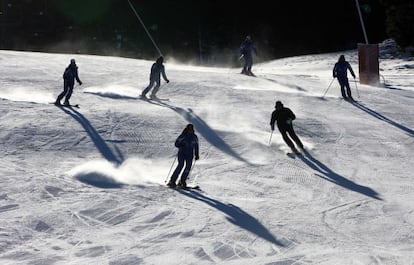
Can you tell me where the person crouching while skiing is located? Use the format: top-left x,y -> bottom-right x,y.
270,101 -> 304,154
167,124 -> 199,188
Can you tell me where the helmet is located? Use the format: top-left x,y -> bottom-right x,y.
70,58 -> 76,64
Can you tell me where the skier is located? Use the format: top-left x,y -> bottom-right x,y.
333,54 -> 356,100
55,58 -> 82,106
141,56 -> 169,99
167,124 -> 200,188
270,101 -> 304,154
239,35 -> 257,76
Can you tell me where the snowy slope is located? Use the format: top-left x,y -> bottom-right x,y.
0,49 -> 413,265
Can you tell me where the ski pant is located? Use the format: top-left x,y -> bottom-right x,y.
337,76 -> 352,98
278,125 -> 303,150
56,80 -> 74,104
142,78 -> 160,96
242,54 -> 253,73
170,153 -> 193,184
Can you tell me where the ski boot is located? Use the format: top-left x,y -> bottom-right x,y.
167,181 -> 176,188
177,180 -> 187,188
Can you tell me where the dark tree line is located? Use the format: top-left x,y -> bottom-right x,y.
0,0 -> 410,64
379,0 -> 414,48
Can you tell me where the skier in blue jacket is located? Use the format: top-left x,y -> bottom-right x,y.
240,35 -> 257,76
55,58 -> 82,106
167,124 -> 199,188
333,54 -> 356,100
141,56 -> 169,99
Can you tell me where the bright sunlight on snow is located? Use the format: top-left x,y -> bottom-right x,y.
0,46 -> 413,264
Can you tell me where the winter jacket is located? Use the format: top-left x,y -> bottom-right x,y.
240,40 -> 256,57
175,133 -> 199,158
333,61 -> 355,79
270,107 -> 296,130
149,62 -> 168,82
63,64 -> 82,85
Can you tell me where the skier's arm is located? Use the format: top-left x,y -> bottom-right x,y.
194,136 -> 199,160
161,66 -> 169,83
175,135 -> 185,148
333,64 -> 337,78
348,63 -> 356,78
270,112 -> 277,130
75,68 -> 82,85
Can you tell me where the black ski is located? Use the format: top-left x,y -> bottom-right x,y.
51,103 -> 80,108
179,185 -> 200,190
61,104 -> 80,108
167,185 -> 200,190
139,96 -> 169,101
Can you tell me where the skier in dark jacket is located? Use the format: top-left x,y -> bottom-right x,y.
270,101 -> 304,154
55,58 -> 82,106
333,54 -> 356,100
141,56 -> 169,99
240,35 -> 257,76
167,124 -> 200,188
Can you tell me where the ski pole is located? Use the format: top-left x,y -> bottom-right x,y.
188,159 -> 198,185
268,130 -> 274,145
354,78 -> 360,98
322,78 -> 335,98
165,156 -> 176,183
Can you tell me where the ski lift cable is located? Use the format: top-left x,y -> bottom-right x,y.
127,0 -> 163,57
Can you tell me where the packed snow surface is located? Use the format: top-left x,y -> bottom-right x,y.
0,49 -> 413,264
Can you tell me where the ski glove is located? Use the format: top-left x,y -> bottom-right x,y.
78,81 -> 83,85
166,79 -> 170,83
195,155 -> 199,160
271,125 -> 275,131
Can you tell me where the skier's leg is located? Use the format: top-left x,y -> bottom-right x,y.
141,80 -> 155,96
288,127 -> 304,149
179,156 -> 194,185
56,82 -> 69,104
338,78 -> 347,99
150,79 -> 161,97
280,129 -> 295,151
64,84 -> 74,105
246,56 -> 253,74
242,62 -> 247,74
169,154 -> 184,185
345,80 -> 352,98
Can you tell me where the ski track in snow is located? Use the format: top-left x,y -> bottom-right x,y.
0,49 -> 413,264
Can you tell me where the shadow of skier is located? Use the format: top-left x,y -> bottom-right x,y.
146,99 -> 255,165
58,106 -> 124,165
177,189 -> 286,246
299,151 -> 382,200
350,101 -> 413,137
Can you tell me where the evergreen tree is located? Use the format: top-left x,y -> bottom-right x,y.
380,0 -> 414,47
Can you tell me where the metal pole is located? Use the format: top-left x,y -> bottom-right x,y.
354,78 -> 360,98
188,159 -> 197,184
165,157 -> 176,183
127,0 -> 163,56
322,78 -> 335,98
268,130 -> 273,145
355,0 -> 369,44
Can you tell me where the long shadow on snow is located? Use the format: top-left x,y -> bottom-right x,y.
299,151 -> 382,200
58,106 -> 125,187
84,91 -> 137,100
147,100 -> 254,165
177,189 -> 285,246
350,101 -> 413,137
